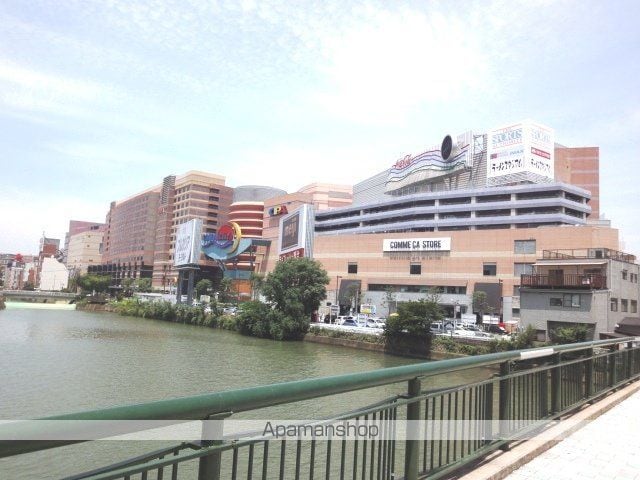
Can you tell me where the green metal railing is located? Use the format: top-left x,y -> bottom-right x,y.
2,337 -> 640,480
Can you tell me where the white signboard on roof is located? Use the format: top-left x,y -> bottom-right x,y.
487,120 -> 554,184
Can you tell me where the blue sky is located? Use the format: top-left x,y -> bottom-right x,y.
1,0 -> 639,256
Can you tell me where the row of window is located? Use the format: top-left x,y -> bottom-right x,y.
621,270 -> 638,283
550,294 -> 581,308
347,261 -> 531,276
611,298 -> 638,313
367,284 -> 467,294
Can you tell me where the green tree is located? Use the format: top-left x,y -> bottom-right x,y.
262,257 -> 329,319
384,300 -> 444,337
195,279 -> 213,298
77,274 -> 112,294
382,286 -> 397,316
218,277 -> 233,303
472,291 -> 489,319
249,272 -> 265,300
345,283 -> 361,313
133,278 -> 153,292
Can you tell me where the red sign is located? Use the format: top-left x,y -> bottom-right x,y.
279,248 -> 305,261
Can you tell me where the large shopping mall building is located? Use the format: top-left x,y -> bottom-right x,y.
84,119 -> 638,339
252,120 -> 637,338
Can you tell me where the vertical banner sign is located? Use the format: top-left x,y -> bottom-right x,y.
174,219 -> 203,266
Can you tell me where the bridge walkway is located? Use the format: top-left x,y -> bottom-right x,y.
504,388 -> 640,480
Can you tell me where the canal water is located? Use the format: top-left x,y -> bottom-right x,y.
0,304 -> 487,479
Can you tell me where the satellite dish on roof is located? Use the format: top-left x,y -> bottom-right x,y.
441,134 -> 462,160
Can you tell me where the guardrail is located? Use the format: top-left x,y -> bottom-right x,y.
1,337 -> 639,479
520,273 -> 607,289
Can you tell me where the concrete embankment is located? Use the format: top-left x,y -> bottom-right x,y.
76,303 -> 115,313
303,333 -> 466,360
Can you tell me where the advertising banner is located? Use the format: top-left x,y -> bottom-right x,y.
487,120 -> 554,183
174,219 -> 203,267
383,237 -> 451,252
279,205 -> 314,259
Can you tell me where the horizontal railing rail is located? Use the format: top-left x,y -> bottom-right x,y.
520,273 -> 607,289
2,337 -> 639,480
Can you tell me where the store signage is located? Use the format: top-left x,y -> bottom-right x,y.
201,221 -> 242,259
268,205 -> 288,216
487,120 -> 554,183
279,248 -> 304,261
383,237 -> 451,252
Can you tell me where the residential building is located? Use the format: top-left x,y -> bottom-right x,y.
519,248 -> 639,340
66,224 -> 106,275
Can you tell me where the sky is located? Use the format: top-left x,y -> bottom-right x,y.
1,0 -> 639,256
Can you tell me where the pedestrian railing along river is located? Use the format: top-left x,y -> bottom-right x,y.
2,337 -> 640,480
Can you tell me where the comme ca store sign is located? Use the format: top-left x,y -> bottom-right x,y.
383,237 -> 451,252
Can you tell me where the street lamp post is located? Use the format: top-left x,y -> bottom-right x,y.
334,275 -> 342,323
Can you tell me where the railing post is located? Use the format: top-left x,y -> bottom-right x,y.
626,341 -> 633,381
608,345 -> 617,388
551,353 -> 562,415
498,361 -> 511,450
585,348 -> 594,401
404,377 -> 421,480
198,414 -> 227,480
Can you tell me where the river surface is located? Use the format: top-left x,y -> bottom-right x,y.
0,303 -> 487,479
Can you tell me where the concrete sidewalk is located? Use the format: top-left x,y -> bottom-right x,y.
504,388 -> 640,480
457,380 -> 640,480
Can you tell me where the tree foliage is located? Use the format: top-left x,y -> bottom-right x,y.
195,279 -> 213,297
549,324 -> 590,344
262,257 -> 329,319
384,300 -> 444,338
77,274 -> 112,294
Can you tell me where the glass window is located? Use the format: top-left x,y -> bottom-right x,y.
622,270 -> 628,280
632,300 -> 637,314
514,263 -> 534,276
483,263 -> 497,276
563,294 -> 580,308
410,263 -> 421,275
621,299 -> 628,312
550,297 -> 563,306
347,263 -> 358,274
611,298 -> 618,312
514,240 -> 536,254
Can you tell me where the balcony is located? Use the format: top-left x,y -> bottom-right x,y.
521,273 -> 607,290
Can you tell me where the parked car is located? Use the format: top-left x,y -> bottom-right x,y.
222,306 -> 237,315
614,317 -> 640,336
341,319 -> 359,327
365,319 -> 385,329
487,324 -> 508,335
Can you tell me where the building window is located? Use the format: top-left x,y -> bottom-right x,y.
514,240 -> 536,254
632,300 -> 638,314
563,294 -> 580,308
410,263 -> 421,275
483,262 -> 497,276
621,299 -> 628,313
611,298 -> 618,312
347,263 -> 358,274
550,297 -> 563,307
514,263 -> 534,276
622,270 -> 628,280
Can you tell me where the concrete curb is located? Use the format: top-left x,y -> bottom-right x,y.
456,379 -> 640,480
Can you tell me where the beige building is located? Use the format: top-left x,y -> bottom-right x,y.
152,171 -> 233,290
66,226 -> 105,275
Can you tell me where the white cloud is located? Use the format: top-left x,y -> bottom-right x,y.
225,143 -> 393,192
0,189 -> 107,254
296,6 -> 490,125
